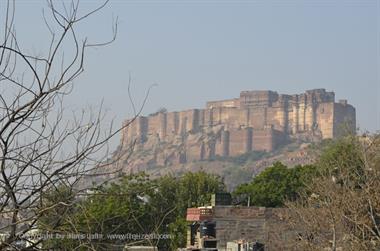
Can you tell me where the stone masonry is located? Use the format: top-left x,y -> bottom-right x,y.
120,89 -> 356,164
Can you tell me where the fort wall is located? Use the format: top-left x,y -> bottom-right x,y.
206,98 -> 239,109
229,128 -> 253,156
120,89 -> 356,163
215,130 -> 230,157
333,101 -> 356,138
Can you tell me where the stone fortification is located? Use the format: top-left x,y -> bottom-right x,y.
120,89 -> 355,165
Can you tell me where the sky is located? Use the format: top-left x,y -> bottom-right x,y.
5,0 -> 380,148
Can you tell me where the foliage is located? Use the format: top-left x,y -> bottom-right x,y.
38,186 -> 76,230
37,134 -> 380,250
38,171 -> 225,250
168,171 -> 225,249
178,171 -> 226,212
233,162 -> 316,207
317,135 -> 366,187
167,217 -> 188,250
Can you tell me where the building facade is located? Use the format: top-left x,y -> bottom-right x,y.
120,89 -> 355,163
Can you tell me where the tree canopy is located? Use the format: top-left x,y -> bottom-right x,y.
233,162 -> 316,207
38,135 -> 380,250
39,171 -> 225,250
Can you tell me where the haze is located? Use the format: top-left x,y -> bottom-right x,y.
13,0 -> 379,149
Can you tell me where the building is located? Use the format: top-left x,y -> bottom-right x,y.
184,193 -> 294,251
120,89 -> 355,165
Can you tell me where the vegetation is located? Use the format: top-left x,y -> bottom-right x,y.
36,135 -> 380,250
0,0 -> 375,250
22,133 -> 379,250
233,162 -> 316,207
39,171 -> 225,250
285,135 -> 380,250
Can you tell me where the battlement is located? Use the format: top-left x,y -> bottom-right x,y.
121,89 -> 356,163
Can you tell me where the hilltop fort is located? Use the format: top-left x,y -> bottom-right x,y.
120,89 -> 355,166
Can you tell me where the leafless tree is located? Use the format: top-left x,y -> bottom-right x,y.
0,0 -> 143,249
285,135 -> 380,251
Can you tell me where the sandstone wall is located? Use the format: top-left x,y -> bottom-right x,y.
122,116 -> 149,145
239,90 -> 279,108
229,128 -> 253,156
215,130 -> 230,157
206,98 -> 239,109
252,126 -> 275,152
333,101 -> 356,137
146,114 -> 161,137
167,111 -> 179,135
316,102 -> 335,139
120,89 -> 356,164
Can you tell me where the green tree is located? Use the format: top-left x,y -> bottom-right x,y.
170,171 -> 225,249
168,217 -> 188,250
38,171 -> 226,250
178,171 -> 226,212
234,162 -> 315,207
78,173 -> 174,250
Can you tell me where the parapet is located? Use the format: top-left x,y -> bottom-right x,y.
339,99 -> 348,106
206,98 -> 239,109
239,90 -> 279,108
305,88 -> 335,103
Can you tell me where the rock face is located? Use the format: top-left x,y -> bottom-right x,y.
119,89 -> 355,166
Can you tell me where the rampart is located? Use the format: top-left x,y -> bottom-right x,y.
121,89 -> 356,163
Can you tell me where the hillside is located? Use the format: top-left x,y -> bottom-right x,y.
84,89 -> 354,189
89,139 -> 320,191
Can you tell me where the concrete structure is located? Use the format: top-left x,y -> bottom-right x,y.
121,89 -> 355,163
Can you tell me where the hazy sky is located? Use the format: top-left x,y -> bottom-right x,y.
8,0 -> 380,148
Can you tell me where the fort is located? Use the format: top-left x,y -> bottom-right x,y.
120,89 -> 355,165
